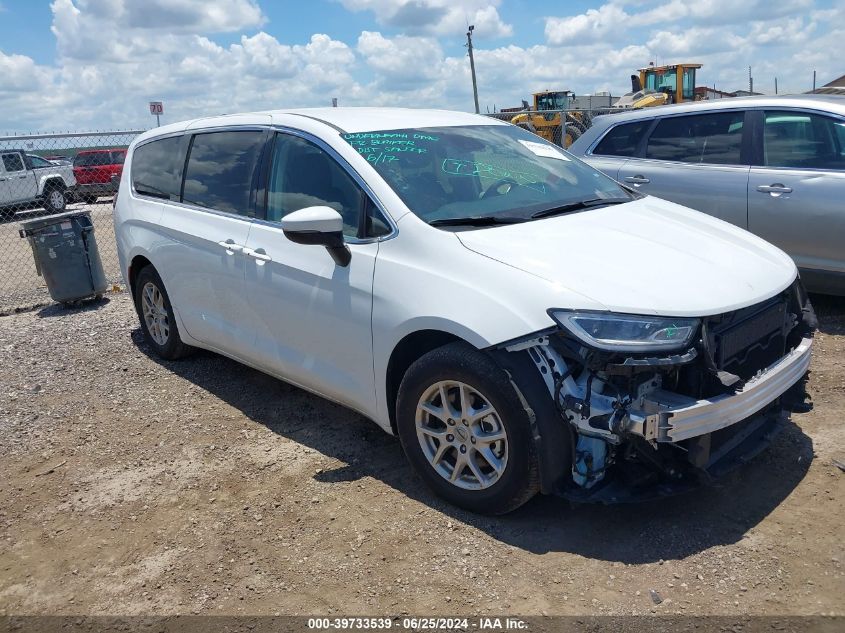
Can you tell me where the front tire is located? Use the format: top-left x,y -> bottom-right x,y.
133,266 -> 193,360
396,342 -> 539,514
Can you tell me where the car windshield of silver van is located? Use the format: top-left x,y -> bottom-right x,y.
340,125 -> 636,227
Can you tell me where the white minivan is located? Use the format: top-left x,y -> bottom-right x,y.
114,108 -> 815,514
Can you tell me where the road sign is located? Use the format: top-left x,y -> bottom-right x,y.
149,102 -> 164,115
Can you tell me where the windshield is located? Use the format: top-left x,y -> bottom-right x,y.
340,124 -> 633,226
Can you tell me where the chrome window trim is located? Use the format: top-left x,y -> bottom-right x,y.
587,105 -> 845,172
756,107 -> 845,173
130,123 -> 399,245
629,106 -> 751,169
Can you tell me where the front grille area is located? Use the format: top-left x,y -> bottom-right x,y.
709,298 -> 789,381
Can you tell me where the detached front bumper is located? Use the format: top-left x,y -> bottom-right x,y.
628,336 -> 813,443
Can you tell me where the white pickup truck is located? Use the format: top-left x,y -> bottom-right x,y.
0,150 -> 77,220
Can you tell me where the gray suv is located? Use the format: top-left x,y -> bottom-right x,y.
569,95 -> 845,295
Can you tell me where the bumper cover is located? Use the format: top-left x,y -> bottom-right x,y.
628,336 -> 813,443
75,182 -> 117,196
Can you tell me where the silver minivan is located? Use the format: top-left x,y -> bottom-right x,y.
569,95 -> 845,295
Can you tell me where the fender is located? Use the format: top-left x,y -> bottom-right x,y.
488,347 -> 573,495
37,173 -> 70,195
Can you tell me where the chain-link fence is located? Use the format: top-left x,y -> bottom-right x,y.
0,130 -> 143,313
486,106 -> 617,148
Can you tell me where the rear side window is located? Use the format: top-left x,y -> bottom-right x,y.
763,111 -> 845,170
74,152 -> 110,167
132,137 -> 185,200
182,131 -> 265,216
592,120 -> 650,157
646,111 -> 745,165
111,150 -> 127,165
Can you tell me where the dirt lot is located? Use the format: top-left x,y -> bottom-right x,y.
0,293 -> 843,617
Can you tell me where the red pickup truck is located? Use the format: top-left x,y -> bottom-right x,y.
73,148 -> 126,203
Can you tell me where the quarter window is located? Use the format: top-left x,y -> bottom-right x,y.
646,112 -> 745,165
183,131 -> 266,216
2,153 -> 25,172
131,137 -> 185,201
267,134 -> 366,237
763,111 -> 845,170
593,121 -> 650,157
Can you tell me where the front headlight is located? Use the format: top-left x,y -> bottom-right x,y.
549,310 -> 700,353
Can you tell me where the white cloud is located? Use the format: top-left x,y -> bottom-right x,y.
340,0 -> 513,37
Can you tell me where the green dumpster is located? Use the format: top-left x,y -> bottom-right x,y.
19,211 -> 108,305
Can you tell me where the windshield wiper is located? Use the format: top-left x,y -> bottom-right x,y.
428,216 -> 526,227
530,197 -> 630,219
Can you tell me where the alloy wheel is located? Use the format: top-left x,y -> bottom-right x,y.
141,281 -> 170,345
415,380 -> 508,490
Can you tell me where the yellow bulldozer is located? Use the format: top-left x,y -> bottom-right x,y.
509,90 -> 589,148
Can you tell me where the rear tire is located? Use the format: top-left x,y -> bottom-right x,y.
396,342 -> 539,514
133,266 -> 193,360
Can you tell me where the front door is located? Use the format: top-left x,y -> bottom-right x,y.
617,110 -> 751,228
242,132 -> 379,415
748,109 -> 845,283
1,153 -> 37,203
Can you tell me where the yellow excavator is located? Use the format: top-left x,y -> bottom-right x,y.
613,63 -> 702,109
509,91 -> 589,147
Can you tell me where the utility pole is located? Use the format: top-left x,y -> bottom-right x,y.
466,25 -> 480,114
813,70 -> 817,91
775,77 -> 778,94
748,66 -> 753,94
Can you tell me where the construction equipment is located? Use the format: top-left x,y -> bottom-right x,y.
637,63 -> 701,104
509,91 -> 589,148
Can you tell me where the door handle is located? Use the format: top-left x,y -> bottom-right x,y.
756,184 -> 792,195
17,175 -> 28,179
243,247 -> 272,262
624,175 -> 650,185
217,239 -> 243,254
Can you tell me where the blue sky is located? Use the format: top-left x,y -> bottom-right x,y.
0,0 -> 842,132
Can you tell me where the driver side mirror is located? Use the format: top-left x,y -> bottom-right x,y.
281,206 -> 351,267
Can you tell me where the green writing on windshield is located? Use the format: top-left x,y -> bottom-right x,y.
441,158 -> 546,194
342,132 -> 439,159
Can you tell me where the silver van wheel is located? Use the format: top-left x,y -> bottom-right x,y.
141,281 -> 169,345
415,380 -> 508,490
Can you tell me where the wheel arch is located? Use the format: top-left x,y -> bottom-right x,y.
128,254 -> 153,299
39,175 -> 67,194
385,329 -> 470,433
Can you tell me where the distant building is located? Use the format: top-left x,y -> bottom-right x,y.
732,90 -> 764,97
809,74 -> 845,95
695,86 -> 735,100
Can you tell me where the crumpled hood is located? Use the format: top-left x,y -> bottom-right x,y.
456,197 -> 797,317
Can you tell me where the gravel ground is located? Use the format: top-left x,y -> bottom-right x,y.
0,292 -> 843,616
